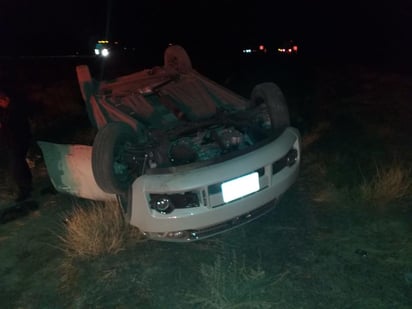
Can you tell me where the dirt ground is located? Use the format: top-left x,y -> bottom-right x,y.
0,54 -> 411,308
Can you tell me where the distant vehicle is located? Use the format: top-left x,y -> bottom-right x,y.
242,41 -> 299,55
242,44 -> 268,55
94,40 -> 112,57
38,45 -> 301,242
277,40 -> 299,54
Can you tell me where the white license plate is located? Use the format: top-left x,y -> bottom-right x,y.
221,172 -> 260,203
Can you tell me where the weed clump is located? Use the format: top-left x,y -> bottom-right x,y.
184,252 -> 274,308
59,200 -> 140,258
360,163 -> 412,206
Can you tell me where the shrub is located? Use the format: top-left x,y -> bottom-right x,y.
360,163 -> 412,206
59,200 -> 139,258
184,252 -> 273,308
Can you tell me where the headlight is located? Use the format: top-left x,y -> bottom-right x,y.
101,48 -> 110,57
286,148 -> 298,166
149,192 -> 200,214
272,148 -> 298,175
153,197 -> 173,213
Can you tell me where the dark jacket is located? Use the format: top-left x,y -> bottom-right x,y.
0,91 -> 32,150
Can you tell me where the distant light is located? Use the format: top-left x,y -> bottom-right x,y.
98,40 -> 109,44
94,49 -> 100,55
101,48 -> 109,57
293,45 -> 298,52
242,48 -> 252,53
259,44 -> 265,51
288,48 -> 292,53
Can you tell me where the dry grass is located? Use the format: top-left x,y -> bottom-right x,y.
360,162 -> 412,206
184,252 -> 274,308
59,200 -> 141,258
312,184 -> 339,204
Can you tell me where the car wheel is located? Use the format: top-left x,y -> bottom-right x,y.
251,82 -> 290,134
164,44 -> 192,74
92,122 -> 140,195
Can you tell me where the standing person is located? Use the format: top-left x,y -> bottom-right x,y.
0,87 -> 33,202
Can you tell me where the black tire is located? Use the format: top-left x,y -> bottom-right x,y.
164,45 -> 192,74
92,122 -> 140,194
251,82 -> 290,134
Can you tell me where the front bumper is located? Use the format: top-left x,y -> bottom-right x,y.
129,127 -> 301,242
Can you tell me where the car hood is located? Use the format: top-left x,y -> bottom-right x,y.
37,141 -> 116,201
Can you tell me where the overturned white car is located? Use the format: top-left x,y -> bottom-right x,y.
39,45 -> 301,242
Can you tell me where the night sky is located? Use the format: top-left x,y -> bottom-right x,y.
1,0 -> 411,66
